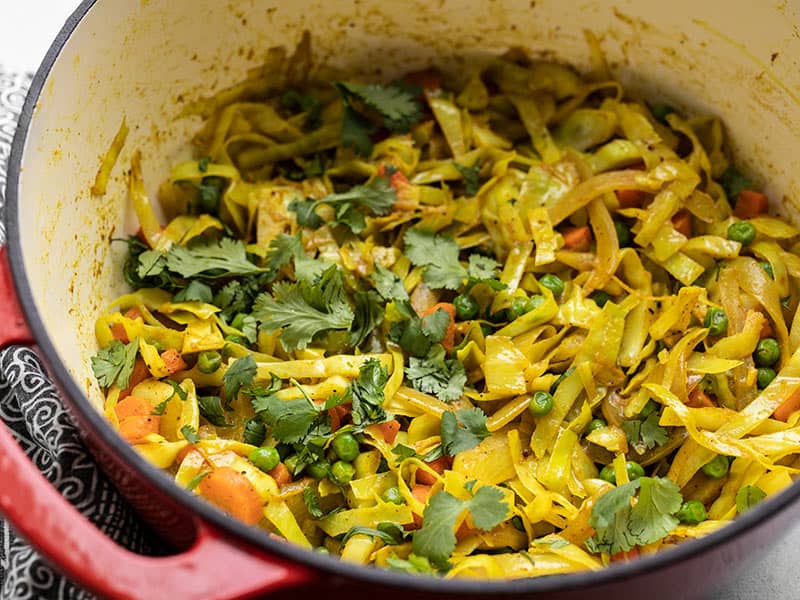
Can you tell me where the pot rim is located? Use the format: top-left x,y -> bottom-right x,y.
6,0 -> 800,594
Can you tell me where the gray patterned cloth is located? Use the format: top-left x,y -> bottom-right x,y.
0,69 -> 158,599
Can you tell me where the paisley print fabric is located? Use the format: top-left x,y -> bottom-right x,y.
0,68 -> 157,600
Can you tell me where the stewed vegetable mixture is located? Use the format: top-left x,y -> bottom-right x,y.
92,33 -> 800,577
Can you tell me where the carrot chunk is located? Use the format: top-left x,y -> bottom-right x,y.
160,348 -> 188,375
687,388 -> 716,408
671,210 -> 692,237
615,189 -> 648,208
118,358 -> 151,400
774,388 -> 800,422
410,484 -> 433,528
561,225 -> 593,251
415,455 -> 451,485
114,395 -> 153,420
198,466 -> 264,525
734,190 -> 769,219
328,404 -> 351,432
378,420 -> 401,444
269,462 -> 292,486
118,415 -> 160,443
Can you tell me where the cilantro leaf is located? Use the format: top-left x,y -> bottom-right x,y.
242,416 -> 266,446
266,233 -> 304,273
213,274 -> 271,323
413,486 -> 508,569
173,280 -> 214,303
421,308 -> 451,344
719,164 -> 753,203
252,393 -> 319,444
391,443 -> 418,465
351,358 -> 389,426
137,250 -> 167,279
467,255 -> 500,281
454,162 -> 480,196
166,238 -> 266,279
91,338 -> 139,389
622,412 -> 668,454
589,477 -> 682,554
406,344 -> 467,402
372,265 -> 409,302
736,485 -> 766,513
336,82 -> 423,132
441,408 -> 490,455
253,265 -> 355,351
181,425 -> 200,444
222,354 -> 256,401
404,229 -> 467,290
349,291 -> 384,348
198,395 -> 230,427
303,487 -> 325,519
341,104 -> 375,156
342,523 -> 406,546
288,177 -> 396,233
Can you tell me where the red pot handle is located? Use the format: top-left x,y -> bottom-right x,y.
0,247 -> 316,598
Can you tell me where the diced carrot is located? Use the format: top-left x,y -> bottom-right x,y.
118,358 -> 151,400
672,210 -> 692,237
160,348 -> 188,375
118,415 -> 160,443
774,388 -> 800,422
615,189 -> 647,208
734,190 -> 769,219
404,68 -> 442,92
611,547 -> 640,562
456,516 -> 478,542
110,322 -> 129,343
269,462 -> 292,486
328,404 -> 351,432
378,420 -> 401,444
114,395 -> 153,420
124,307 -> 142,320
422,302 -> 457,352
760,318 -> 775,340
415,455 -> 452,485
561,225 -> 593,251
198,466 -> 264,525
410,484 -> 433,528
687,388 -> 716,408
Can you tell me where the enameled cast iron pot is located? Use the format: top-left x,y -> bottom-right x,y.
4,0 -> 800,598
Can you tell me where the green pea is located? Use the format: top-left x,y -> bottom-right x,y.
197,351 -> 222,374
677,500 -> 707,525
727,220 -> 756,246
702,455 -> 730,479
249,446 -> 280,472
509,297 -> 531,320
306,460 -> 330,479
599,465 -> 616,484
754,338 -> 780,367
586,418 -> 607,434
538,274 -> 565,296
526,295 -> 545,313
591,290 -> 613,308
381,486 -> 405,505
489,308 -> 509,324
332,433 -> 360,462
757,367 -> 777,390
330,460 -> 356,485
759,260 -> 775,280
453,294 -> 479,320
528,390 -> 555,417
614,220 -> 631,247
626,461 -> 645,481
284,454 -> 304,475
704,307 -> 729,336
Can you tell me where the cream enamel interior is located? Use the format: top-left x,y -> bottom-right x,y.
13,0 -> 800,412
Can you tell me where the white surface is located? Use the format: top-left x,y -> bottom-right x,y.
0,0 -> 80,73
1,1 -> 800,598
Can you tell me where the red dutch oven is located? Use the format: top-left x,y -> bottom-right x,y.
4,0 -> 800,598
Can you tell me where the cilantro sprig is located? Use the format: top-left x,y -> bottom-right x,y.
405,344 -> 467,402
588,476 -> 683,554
90,338 -> 139,389
441,408 -> 490,455
412,484 -> 508,569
